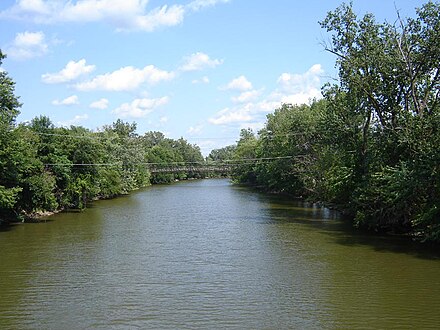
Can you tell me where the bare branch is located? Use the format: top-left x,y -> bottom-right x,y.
323,46 -> 348,60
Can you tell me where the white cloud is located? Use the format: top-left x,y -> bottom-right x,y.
208,107 -> 253,125
232,89 -> 262,103
223,75 -> 253,91
1,0 -> 181,31
159,116 -> 169,123
192,76 -> 210,84
57,114 -> 89,127
112,96 -> 169,118
187,0 -> 230,11
207,97 -> 284,126
6,31 -> 48,60
277,64 -> 323,96
75,65 -> 175,91
187,125 -> 203,135
257,100 -> 282,113
89,98 -> 109,109
221,76 -> 261,105
272,90 -> 322,105
208,64 -> 325,129
58,0 -> 151,23
128,4 -> 185,32
42,59 -> 95,84
52,95 -> 79,106
0,0 -> 229,32
15,0 -> 51,15
180,52 -> 223,72
269,64 -> 324,105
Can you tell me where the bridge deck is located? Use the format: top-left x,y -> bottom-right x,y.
149,165 -> 233,174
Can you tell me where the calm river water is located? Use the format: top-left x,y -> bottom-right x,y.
1,179 -> 439,329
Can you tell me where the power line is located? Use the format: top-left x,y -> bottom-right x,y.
33,131 -> 237,142
44,156 -> 293,167
33,131 -> 106,139
32,130 -> 317,142
44,163 -> 120,166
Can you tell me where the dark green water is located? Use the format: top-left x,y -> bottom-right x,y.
1,179 -> 439,329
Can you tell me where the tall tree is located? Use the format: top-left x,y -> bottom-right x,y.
0,51 -> 23,220
319,1 -> 440,239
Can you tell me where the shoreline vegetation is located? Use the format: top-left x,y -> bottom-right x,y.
224,2 -> 440,243
1,2 -> 439,243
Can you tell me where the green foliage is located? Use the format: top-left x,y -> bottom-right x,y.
0,51 -> 21,129
353,165 -> 416,230
143,133 -> 204,183
22,172 -> 58,212
207,145 -> 236,162
230,103 -> 324,195
228,2 -> 440,243
318,1 -> 440,241
231,129 -> 259,184
315,154 -> 356,208
414,206 -> 440,243
0,54 -> 204,219
65,174 -> 99,209
0,185 -> 21,215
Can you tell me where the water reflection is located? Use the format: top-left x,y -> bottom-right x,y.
263,194 -> 440,328
0,179 -> 439,329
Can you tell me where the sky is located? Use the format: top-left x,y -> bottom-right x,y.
0,0 -> 429,155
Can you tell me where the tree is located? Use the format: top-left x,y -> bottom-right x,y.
0,51 -> 21,128
0,50 -> 23,220
231,129 -> 259,184
107,119 -> 138,139
226,2 -> 440,242
320,1 -> 440,166
207,145 -> 236,162
256,103 -> 321,195
320,1 -> 440,239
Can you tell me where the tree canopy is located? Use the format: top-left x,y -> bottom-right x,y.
228,1 -> 440,243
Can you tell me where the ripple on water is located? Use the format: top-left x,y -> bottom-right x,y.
0,179 -> 439,329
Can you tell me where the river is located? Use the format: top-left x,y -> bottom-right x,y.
0,179 -> 439,329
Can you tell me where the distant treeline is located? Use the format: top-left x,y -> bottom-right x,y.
210,2 -> 440,243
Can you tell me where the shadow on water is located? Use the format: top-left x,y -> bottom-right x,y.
0,190 -> 139,236
262,194 -> 440,261
0,223 -> 13,232
0,218 -> 58,234
328,228 -> 440,260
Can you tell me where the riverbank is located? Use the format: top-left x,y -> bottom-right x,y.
235,181 -> 440,245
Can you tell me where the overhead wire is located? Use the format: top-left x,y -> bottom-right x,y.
32,129 -> 305,168
32,130 -> 316,141
44,156 -> 293,167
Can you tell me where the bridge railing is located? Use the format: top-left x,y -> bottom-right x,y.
43,157 -> 293,174
148,164 -> 234,174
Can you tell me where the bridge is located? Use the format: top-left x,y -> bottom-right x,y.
148,163 -> 235,174
147,157 -> 293,174
44,157 -> 293,174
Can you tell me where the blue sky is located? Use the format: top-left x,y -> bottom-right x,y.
0,0 -> 428,155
